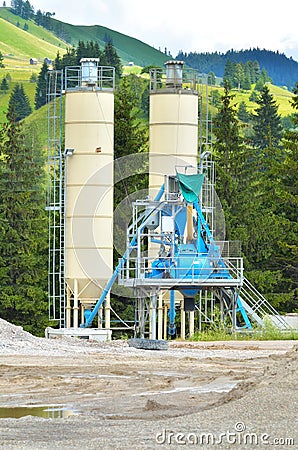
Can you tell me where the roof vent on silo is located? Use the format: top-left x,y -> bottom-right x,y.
80,58 -> 99,86
165,60 -> 184,88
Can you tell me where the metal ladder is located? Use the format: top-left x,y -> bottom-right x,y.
46,70 -> 65,328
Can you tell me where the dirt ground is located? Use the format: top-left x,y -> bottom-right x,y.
0,322 -> 297,449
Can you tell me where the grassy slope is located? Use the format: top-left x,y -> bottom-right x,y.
23,101 -> 49,149
0,19 -> 62,61
0,7 -> 168,67
0,8 -> 294,125
52,19 -> 169,67
0,7 -> 167,122
0,8 -> 66,49
0,8 -> 67,123
212,84 -> 293,116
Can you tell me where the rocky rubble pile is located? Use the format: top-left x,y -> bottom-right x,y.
0,318 -> 104,356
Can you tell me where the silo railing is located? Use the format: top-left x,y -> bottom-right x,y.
64,65 -> 115,91
149,66 -> 198,93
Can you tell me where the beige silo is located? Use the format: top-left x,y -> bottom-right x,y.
149,61 -> 199,339
64,59 -> 114,328
149,61 -> 199,193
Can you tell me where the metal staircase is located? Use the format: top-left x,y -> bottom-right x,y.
214,272 -> 291,330
238,276 -> 291,330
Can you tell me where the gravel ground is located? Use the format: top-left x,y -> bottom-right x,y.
0,318 -> 297,449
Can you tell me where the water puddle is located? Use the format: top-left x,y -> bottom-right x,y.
0,405 -> 80,419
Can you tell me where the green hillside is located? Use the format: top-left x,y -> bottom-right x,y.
0,9 -> 67,62
52,20 -> 169,67
0,7 -> 168,67
212,83 -> 293,117
0,7 -> 294,125
0,8 -> 66,123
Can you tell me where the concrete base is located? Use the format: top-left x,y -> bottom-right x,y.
45,327 -> 112,342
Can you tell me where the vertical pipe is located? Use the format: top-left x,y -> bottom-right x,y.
151,290 -> 157,340
66,285 -> 71,329
180,298 -> 186,340
189,311 -> 195,337
220,296 -> 224,325
98,305 -> 103,328
73,278 -> 79,328
149,301 -> 152,338
139,298 -> 145,338
168,290 -> 176,335
163,304 -> 168,340
81,304 -> 85,325
232,291 -> 237,331
105,293 -> 111,330
158,293 -> 163,340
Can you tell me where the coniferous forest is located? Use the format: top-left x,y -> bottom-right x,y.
177,48 -> 298,89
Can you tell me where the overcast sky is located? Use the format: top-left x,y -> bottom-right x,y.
29,0 -> 298,61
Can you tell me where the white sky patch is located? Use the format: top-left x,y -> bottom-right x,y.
26,0 -> 298,60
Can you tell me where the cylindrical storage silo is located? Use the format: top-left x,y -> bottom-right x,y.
148,61 -> 199,339
64,60 -> 115,328
149,61 -> 199,194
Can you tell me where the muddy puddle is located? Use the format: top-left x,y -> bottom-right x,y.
0,405 -> 80,419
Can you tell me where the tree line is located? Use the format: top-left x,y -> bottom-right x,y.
177,48 -> 298,89
223,60 -> 271,91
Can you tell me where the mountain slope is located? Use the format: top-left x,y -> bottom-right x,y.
0,8 -> 67,60
51,19 -> 169,67
0,18 -> 64,60
0,7 -> 168,68
0,7 -> 294,125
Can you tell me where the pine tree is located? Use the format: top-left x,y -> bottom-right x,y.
34,9 -> 43,25
34,60 -> 48,110
102,41 -> 122,81
237,101 -> 250,123
0,77 -> 9,93
114,76 -> 147,160
0,106 -> 49,335
0,51 -> 4,68
213,81 -> 244,210
270,82 -> 298,309
8,83 -> 32,121
113,75 -> 148,229
208,71 -> 216,85
234,63 -> 244,90
54,47 -> 77,70
223,60 -> 234,88
251,85 -> 282,150
113,76 -> 148,319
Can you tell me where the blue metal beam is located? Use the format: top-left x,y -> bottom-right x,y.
81,184 -> 165,328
